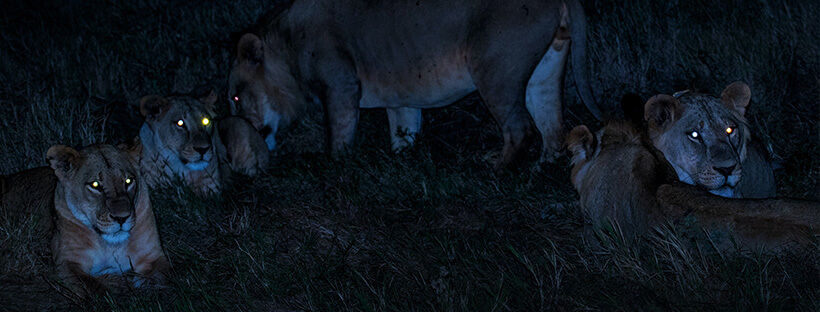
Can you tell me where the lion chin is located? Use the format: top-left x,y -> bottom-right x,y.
699,174 -> 740,198
708,186 -> 735,198
101,230 -> 131,244
184,160 -> 209,171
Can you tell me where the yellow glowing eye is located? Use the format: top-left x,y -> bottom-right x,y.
91,181 -> 100,188
726,127 -> 734,135
177,120 -> 185,127
202,117 -> 210,126
125,178 -> 132,184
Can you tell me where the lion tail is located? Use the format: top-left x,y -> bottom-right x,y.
567,0 -> 604,121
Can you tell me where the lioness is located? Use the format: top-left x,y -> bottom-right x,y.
568,122 -> 819,249
229,0 -> 603,168
643,82 -> 776,198
138,92 -> 268,194
45,144 -> 170,295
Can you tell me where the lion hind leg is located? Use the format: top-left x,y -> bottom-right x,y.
526,44 -> 569,164
386,107 -> 422,151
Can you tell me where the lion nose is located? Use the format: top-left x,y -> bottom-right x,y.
713,165 -> 736,177
194,146 -> 211,156
110,212 -> 131,225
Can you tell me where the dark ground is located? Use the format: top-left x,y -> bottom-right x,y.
0,0 -> 818,310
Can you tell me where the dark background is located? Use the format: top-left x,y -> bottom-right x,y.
0,0 -> 818,310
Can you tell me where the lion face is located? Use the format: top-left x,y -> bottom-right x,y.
645,82 -> 752,198
140,94 -> 218,171
229,33 -> 304,152
47,145 -> 139,243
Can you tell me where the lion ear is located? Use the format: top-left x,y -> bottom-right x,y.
237,33 -> 264,66
199,90 -> 218,112
117,137 -> 142,168
567,125 -> 596,162
721,81 -> 751,117
139,95 -> 171,119
644,94 -> 681,130
46,145 -> 80,180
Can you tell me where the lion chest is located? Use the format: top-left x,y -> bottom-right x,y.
87,242 -> 133,276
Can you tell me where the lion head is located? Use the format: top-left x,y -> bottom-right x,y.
47,144 -> 139,244
228,32 -> 306,152
138,92 -> 227,194
140,93 -> 219,171
568,122 -> 819,249
47,144 -> 170,294
644,81 -> 752,198
567,121 -> 677,237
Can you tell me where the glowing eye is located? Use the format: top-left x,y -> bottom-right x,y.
125,178 -> 132,184
689,131 -> 699,139
233,96 -> 240,102
91,181 -> 100,189
177,120 -> 184,127
202,117 -> 210,126
726,127 -> 734,135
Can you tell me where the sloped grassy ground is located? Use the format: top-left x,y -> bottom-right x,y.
0,0 -> 818,310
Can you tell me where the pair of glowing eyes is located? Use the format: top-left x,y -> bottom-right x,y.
688,127 -> 735,139
89,178 -> 133,189
176,118 -> 210,127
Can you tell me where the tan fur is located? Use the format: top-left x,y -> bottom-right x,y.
644,81 -> 776,198
46,144 -> 169,296
218,116 -> 270,176
138,93 -> 269,193
139,94 -> 228,194
229,0 -> 603,169
657,184 -> 819,248
568,122 -> 819,250
568,121 -> 675,238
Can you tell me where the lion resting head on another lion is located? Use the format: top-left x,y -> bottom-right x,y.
643,81 -> 776,198
568,121 -> 819,249
46,144 -> 170,296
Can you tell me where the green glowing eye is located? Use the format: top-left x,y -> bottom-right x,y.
177,120 -> 185,127
125,178 -> 132,184
202,117 -> 210,126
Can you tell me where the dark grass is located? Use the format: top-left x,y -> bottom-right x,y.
1,0 -> 819,310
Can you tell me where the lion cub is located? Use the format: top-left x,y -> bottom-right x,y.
46,144 -> 170,295
567,121 -> 819,249
138,92 -> 268,194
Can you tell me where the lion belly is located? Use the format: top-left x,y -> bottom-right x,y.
358,61 -> 475,109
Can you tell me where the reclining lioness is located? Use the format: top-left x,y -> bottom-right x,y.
567,121 -> 819,249
138,92 -> 269,194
